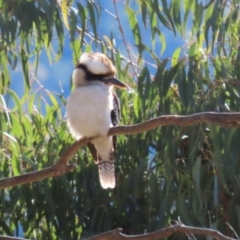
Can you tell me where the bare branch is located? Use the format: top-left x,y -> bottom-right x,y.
0,139 -> 88,189
0,224 -> 236,240
0,112 -> 240,190
85,225 -> 237,240
109,112 -> 240,136
0,236 -> 28,240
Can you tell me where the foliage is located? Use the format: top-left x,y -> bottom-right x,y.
1,0 -> 240,239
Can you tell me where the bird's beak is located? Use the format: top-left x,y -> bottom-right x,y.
104,77 -> 129,89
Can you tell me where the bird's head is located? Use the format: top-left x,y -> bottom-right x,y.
72,52 -> 129,89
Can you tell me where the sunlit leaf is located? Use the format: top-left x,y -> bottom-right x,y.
61,0 -> 70,30
87,2 -> 97,39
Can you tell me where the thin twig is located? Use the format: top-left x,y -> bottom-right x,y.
225,222 -> 240,240
112,0 -> 139,77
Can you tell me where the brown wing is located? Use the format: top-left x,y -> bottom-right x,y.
111,90 -> 120,126
111,91 -> 120,158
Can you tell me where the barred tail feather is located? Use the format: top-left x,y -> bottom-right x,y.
98,160 -> 115,189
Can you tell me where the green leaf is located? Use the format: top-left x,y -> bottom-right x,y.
21,155 -> 37,171
5,132 -> 21,176
151,0 -> 171,30
0,94 -> 11,125
192,158 -> 202,204
0,51 -> 10,88
140,1 -> 148,28
193,2 -> 204,37
177,193 -> 192,225
159,30 -> 166,54
172,0 -> 182,35
20,48 -> 30,89
7,89 -> 23,120
61,0 -> 69,30
188,42 -> 197,57
54,8 -> 64,62
176,66 -> 188,107
163,60 -> 185,97
76,3 -> 86,50
183,0 -> 194,35
133,94 -> 139,119
87,2 -> 97,39
125,5 -> 142,53
161,0 -> 176,35
172,47 -> 181,67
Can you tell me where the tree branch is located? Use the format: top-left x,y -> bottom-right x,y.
0,236 -> 28,240
85,225 -> 237,240
0,112 -> 240,190
0,139 -> 89,189
109,112 -> 240,136
0,224 -> 235,240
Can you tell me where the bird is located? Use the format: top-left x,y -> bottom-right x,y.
66,52 -> 129,189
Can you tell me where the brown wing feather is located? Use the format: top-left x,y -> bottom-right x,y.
111,90 -> 120,159
111,90 -> 120,126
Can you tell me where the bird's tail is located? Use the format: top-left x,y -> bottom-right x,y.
98,158 -> 115,189
91,137 -> 116,189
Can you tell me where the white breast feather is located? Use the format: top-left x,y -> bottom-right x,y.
66,84 -> 114,139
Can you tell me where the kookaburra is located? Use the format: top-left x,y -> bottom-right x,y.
66,52 -> 128,189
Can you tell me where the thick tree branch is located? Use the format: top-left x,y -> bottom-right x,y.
0,224 -> 235,240
0,112 -> 240,190
85,225 -> 237,240
109,112 -> 240,136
